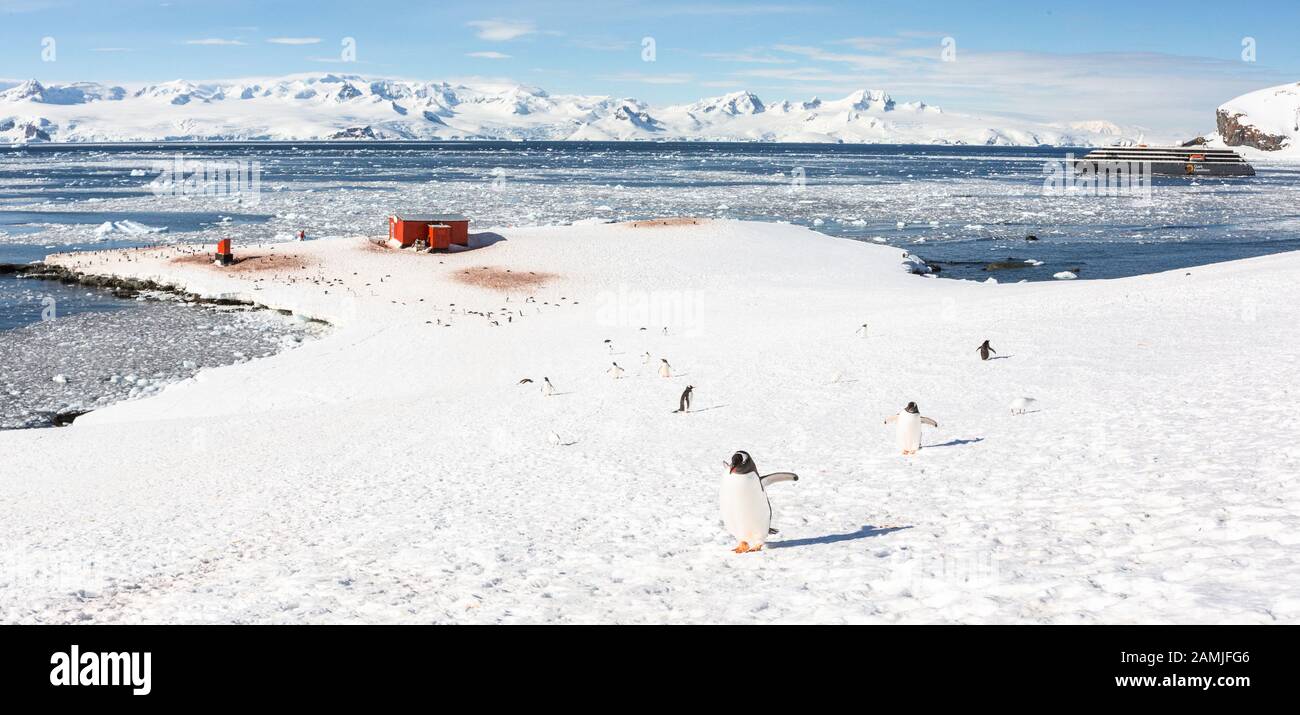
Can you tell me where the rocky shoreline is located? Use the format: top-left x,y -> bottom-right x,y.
1,261 -> 314,316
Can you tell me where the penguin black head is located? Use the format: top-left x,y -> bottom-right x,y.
728,450 -> 756,474
905,402 -> 919,414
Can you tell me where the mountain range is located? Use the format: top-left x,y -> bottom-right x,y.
0,73 -> 1139,146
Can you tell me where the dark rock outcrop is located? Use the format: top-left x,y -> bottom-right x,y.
329,125 -> 377,139
1217,109 -> 1290,151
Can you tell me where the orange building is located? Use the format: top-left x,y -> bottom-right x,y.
388,214 -> 470,247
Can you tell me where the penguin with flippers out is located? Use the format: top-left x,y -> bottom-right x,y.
977,340 -> 996,361
884,402 -> 938,456
720,451 -> 799,554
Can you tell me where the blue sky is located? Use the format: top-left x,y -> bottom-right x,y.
2,0 -> 1297,134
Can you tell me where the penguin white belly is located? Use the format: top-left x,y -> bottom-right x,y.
896,413 -> 922,452
720,476 -> 770,545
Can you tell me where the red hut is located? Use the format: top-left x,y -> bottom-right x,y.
388,214 -> 470,247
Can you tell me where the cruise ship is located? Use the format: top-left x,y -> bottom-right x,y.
1075,146 -> 1255,177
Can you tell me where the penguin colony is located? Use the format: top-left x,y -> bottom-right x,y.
516,328 -> 1031,555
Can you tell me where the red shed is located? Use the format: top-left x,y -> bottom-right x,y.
388,214 -> 470,247
427,224 -> 451,250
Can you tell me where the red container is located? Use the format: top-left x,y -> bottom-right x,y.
427,224 -> 451,250
389,217 -> 427,247
216,239 -> 231,254
445,219 -> 469,246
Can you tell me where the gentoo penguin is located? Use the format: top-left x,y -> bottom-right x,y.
641,351 -> 651,364
976,340 -> 996,361
855,323 -> 869,338
884,401 -> 939,455
607,362 -> 625,379
517,378 -> 534,384
720,451 -> 799,553
674,385 -> 693,413
1009,397 -> 1036,415
542,377 -> 556,396
658,359 -> 672,378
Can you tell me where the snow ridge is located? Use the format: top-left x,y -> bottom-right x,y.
0,73 -> 1137,146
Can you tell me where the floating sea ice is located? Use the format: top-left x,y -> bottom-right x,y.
51,374 -> 68,384
1053,271 -> 1078,280
896,221 -> 906,228
94,220 -> 169,236
812,218 -> 824,226
1024,259 -> 1044,266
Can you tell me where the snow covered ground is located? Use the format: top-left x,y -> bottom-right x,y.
1,220 -> 1297,623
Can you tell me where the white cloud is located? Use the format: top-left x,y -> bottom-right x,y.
701,51 -> 793,64
185,38 -> 247,46
267,37 -> 322,45
467,19 -> 537,42
467,51 -> 512,60
597,72 -> 694,85
649,4 -> 824,16
754,38 -> 1292,136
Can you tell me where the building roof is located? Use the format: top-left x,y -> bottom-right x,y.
392,214 -> 469,222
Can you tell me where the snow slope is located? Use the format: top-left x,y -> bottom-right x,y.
0,73 -> 1136,146
1206,81 -> 1300,157
1,220 -> 1297,623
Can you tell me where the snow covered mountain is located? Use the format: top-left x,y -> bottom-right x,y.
0,73 -> 1136,146
1211,81 -> 1300,153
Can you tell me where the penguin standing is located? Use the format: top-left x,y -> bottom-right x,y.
855,323 -> 869,339
658,359 -> 672,378
674,385 -> 693,413
720,451 -> 799,553
977,340 -> 996,361
541,377 -> 556,396
641,351 -> 651,365
884,401 -> 939,455
607,362 -> 625,379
